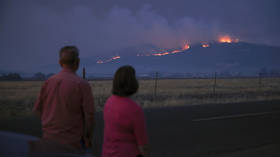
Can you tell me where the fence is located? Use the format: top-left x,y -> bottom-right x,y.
81,69 -> 280,109
0,70 -> 279,116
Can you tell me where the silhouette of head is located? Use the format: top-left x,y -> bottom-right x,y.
112,65 -> 139,97
59,46 -> 80,71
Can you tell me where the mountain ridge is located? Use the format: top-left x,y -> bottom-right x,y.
32,42 -> 280,77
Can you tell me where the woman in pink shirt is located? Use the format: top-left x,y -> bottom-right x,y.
102,65 -> 149,157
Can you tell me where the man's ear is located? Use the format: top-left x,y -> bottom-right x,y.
74,58 -> 80,70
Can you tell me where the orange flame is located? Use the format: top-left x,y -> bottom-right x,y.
152,52 -> 169,56
97,36 -> 242,62
182,44 -> 190,50
202,43 -> 210,48
171,50 -> 181,54
219,35 -> 239,43
152,42 -> 190,57
96,55 -> 120,64
112,56 -> 120,60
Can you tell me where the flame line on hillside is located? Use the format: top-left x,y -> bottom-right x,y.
96,35 -> 239,64
97,55 -> 120,64
151,43 -> 190,56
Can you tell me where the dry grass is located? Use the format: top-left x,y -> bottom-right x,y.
0,78 -> 280,116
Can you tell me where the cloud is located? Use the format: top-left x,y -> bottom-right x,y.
94,5 -> 221,50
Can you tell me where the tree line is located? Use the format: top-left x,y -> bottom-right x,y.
0,72 -> 54,81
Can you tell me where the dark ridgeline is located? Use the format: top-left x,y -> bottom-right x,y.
63,42 -> 280,76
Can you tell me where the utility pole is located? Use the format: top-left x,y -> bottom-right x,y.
213,72 -> 217,95
154,72 -> 158,101
83,67 -> 86,80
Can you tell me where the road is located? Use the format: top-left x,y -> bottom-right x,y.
143,100 -> 280,157
0,100 -> 280,157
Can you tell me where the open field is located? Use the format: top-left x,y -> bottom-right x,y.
0,77 -> 280,116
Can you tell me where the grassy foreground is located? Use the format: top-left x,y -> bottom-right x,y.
0,77 -> 280,117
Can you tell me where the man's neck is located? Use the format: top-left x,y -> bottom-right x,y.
61,66 -> 76,73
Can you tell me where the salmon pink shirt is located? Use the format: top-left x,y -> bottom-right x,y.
33,68 -> 95,149
102,95 -> 148,157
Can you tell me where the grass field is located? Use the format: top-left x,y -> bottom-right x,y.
0,77 -> 280,117
0,78 -> 280,156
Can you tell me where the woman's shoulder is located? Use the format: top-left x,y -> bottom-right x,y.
126,98 -> 143,112
106,95 -> 142,111
105,95 -> 131,106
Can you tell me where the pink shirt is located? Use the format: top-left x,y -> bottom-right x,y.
33,68 -> 95,149
102,95 -> 148,157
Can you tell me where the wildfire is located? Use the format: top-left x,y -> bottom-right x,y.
97,35 -> 240,63
96,55 -> 121,64
201,43 -> 210,48
171,50 -> 181,54
182,43 -> 190,50
152,52 -> 169,56
218,35 -> 239,43
112,56 -> 120,60
152,43 -> 190,56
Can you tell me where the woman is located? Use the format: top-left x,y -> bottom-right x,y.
102,65 -> 149,157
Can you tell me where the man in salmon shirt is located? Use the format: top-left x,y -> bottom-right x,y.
33,46 -> 95,151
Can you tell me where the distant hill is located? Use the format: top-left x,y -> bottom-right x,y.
39,42 -> 280,77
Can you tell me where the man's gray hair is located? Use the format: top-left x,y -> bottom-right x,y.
59,46 -> 79,65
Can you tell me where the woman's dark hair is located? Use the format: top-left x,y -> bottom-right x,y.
112,65 -> 139,97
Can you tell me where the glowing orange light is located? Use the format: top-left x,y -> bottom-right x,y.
96,55 -> 120,64
219,35 -> 232,43
218,35 -> 239,43
171,50 -> 181,54
202,43 -> 210,48
152,52 -> 169,56
112,56 -> 120,60
182,44 -> 190,50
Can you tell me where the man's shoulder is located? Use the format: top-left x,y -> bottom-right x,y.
79,79 -> 91,87
47,72 -> 88,85
47,73 -> 59,80
43,74 -> 58,84
69,74 -> 87,84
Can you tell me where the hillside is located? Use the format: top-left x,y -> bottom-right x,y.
38,42 -> 280,77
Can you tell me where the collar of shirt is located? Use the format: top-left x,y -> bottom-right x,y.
61,67 -> 76,74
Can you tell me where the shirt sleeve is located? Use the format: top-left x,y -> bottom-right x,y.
81,81 -> 95,118
133,107 -> 149,146
33,81 -> 48,115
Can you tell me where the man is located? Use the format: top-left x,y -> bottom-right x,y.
33,46 -> 95,150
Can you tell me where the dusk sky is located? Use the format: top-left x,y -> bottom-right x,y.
0,0 -> 279,73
